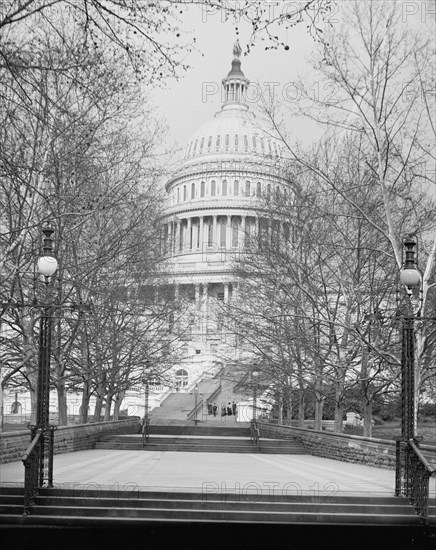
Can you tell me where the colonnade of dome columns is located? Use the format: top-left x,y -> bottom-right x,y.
171,282 -> 237,337
163,214 -> 291,255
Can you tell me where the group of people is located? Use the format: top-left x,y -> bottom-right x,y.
207,401 -> 237,418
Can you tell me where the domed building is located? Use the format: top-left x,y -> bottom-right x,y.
161,42 -> 293,389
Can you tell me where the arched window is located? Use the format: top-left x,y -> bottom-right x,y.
177,187 -> 180,203
200,137 -> 204,150
234,180 -> 239,196
245,181 -> 251,196
276,186 -> 281,200
253,136 -> 257,149
222,180 -> 228,196
235,135 -> 239,148
216,135 -> 220,148
225,134 -> 230,147
201,181 -> 205,198
211,180 -> 216,197
10,401 -> 22,414
256,181 -> 262,196
193,140 -> 198,154
176,369 -> 189,389
266,184 -> 271,198
183,185 -> 187,201
208,136 -> 212,148
244,135 -> 248,151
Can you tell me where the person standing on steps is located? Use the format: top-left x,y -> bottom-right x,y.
227,402 -> 232,416
138,416 -> 146,434
213,403 -> 217,417
232,401 -> 237,418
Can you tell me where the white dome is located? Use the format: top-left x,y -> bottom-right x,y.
184,105 -> 282,163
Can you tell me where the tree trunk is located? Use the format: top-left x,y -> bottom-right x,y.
284,387 -> 292,425
314,397 -> 324,431
93,395 -> 103,422
79,380 -> 91,424
334,366 -> 346,433
78,329 -> 90,424
334,400 -> 344,433
57,379 -> 68,426
113,395 -> 121,421
313,353 -> 324,430
298,389 -> 305,428
0,375 -> 4,432
277,399 -> 283,425
54,309 -> 68,425
104,394 -> 112,421
362,399 -> 373,438
360,345 -> 373,437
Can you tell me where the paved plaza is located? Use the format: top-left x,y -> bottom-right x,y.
2,447 -> 428,497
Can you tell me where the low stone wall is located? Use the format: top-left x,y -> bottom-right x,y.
258,422 -> 436,470
0,418 -> 139,465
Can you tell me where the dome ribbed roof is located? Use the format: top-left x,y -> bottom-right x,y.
182,41 -> 282,165
184,106 -> 282,163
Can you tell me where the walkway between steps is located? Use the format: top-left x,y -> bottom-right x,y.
4,448 -> 433,498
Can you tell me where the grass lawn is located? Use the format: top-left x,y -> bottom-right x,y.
345,419 -> 436,445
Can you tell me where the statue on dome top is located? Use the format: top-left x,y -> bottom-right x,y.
233,40 -> 242,59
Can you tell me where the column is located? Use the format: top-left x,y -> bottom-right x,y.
212,215 -> 218,249
226,215 -> 232,250
175,221 -> 180,253
195,284 -> 200,308
224,283 -> 229,304
199,216 -> 204,251
202,283 -> 209,338
241,216 -> 246,249
195,284 -> 200,331
186,217 -> 192,251
170,221 -> 175,255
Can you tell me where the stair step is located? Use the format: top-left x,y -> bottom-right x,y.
0,507 -> 423,525
2,488 -> 435,527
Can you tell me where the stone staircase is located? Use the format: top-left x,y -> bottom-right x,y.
1,485 -> 435,530
148,378 -> 221,423
148,393 -> 195,422
94,424 -> 307,454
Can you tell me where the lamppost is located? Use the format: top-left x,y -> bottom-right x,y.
193,383 -> 199,425
143,364 -> 151,421
398,235 -> 422,446
251,370 -> 259,421
2,224 -> 91,512
33,226 -> 59,488
394,234 -> 436,514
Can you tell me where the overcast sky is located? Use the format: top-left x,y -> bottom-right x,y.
149,1 -> 434,164
150,2 -> 325,159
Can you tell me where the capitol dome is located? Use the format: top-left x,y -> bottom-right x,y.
183,40 -> 283,166
160,42 -> 295,386
184,106 -> 282,163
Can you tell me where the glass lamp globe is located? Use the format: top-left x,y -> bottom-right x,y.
37,256 -> 58,277
399,268 -> 421,289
